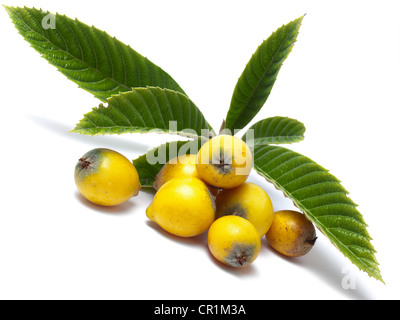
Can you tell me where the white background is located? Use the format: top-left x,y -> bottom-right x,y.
0,0 -> 399,300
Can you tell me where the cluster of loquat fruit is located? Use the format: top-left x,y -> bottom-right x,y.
75,135 -> 317,268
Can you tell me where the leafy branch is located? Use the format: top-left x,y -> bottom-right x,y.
5,6 -> 383,282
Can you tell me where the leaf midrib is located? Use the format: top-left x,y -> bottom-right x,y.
251,135 -> 304,143
72,125 -> 208,139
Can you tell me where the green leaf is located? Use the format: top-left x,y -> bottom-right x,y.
4,6 -> 186,102
242,116 -> 305,145
133,140 -> 202,188
253,144 -> 383,283
225,16 -> 304,132
72,87 -> 214,139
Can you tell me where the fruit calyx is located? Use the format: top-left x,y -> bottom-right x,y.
78,157 -> 92,170
213,150 -> 232,175
225,204 -> 247,219
236,251 -> 248,266
306,237 -> 318,246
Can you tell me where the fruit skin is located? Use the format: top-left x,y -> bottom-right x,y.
216,182 -> 274,237
153,154 -> 200,190
146,177 -> 215,237
265,210 -> 317,257
74,148 -> 140,206
208,216 -> 261,267
196,135 -> 252,189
